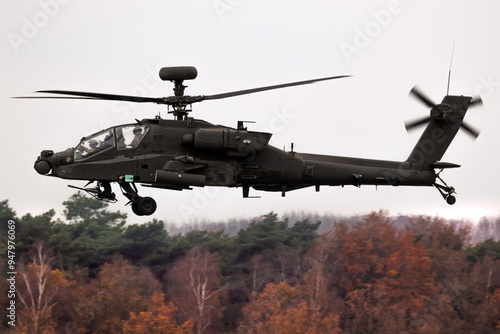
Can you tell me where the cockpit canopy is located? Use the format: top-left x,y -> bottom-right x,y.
75,124 -> 149,161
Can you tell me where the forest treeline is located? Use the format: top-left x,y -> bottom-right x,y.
1,194 -> 500,333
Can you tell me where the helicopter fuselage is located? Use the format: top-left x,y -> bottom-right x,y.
35,116 -> 437,205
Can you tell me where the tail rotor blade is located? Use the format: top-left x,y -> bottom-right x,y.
460,121 -> 480,139
469,96 -> 483,107
405,116 -> 432,131
409,86 -> 437,108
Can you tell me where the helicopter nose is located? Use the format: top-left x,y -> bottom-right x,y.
34,150 -> 54,175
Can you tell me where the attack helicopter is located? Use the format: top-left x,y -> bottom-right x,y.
23,66 -> 482,216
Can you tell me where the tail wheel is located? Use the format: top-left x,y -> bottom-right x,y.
446,195 -> 456,205
434,170 -> 457,206
132,197 -> 157,216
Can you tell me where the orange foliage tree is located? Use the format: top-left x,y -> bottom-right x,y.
404,215 -> 477,332
122,292 -> 193,334
238,282 -> 341,334
75,256 -> 163,333
328,211 -> 438,333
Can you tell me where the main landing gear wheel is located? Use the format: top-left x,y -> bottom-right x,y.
120,181 -> 157,216
132,197 -> 157,216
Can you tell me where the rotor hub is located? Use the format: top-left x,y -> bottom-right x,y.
431,104 -> 454,120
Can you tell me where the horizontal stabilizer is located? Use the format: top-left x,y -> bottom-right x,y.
431,162 -> 461,169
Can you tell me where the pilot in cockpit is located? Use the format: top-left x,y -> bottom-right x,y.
130,127 -> 143,147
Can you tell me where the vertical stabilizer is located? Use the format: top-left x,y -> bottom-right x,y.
405,94 -> 473,169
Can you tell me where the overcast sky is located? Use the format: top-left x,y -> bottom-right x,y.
1,0 -> 499,225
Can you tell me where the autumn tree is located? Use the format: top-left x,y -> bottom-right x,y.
167,246 -> 225,334
330,211 -> 400,294
300,233 -> 335,317
238,282 -> 341,334
16,241 -> 68,333
76,256 -> 162,333
436,239 -> 500,333
325,211 -> 438,333
342,233 -> 437,333
404,215 -> 482,332
405,215 -> 470,280
122,292 -> 193,334
493,289 -> 500,330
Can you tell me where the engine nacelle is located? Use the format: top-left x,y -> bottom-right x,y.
191,128 -> 272,155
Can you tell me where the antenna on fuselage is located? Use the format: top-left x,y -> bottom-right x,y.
446,42 -> 455,95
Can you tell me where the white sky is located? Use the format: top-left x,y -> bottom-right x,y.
1,0 -> 499,225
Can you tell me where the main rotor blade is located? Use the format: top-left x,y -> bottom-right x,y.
405,116 -> 432,131
201,75 -> 351,101
409,86 -> 437,108
18,75 -> 350,108
460,121 -> 480,139
34,90 -> 164,104
14,95 -> 100,100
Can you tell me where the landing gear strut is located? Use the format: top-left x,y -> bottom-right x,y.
120,182 -> 157,216
433,170 -> 456,205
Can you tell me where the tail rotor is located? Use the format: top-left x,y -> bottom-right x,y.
405,85 -> 482,139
